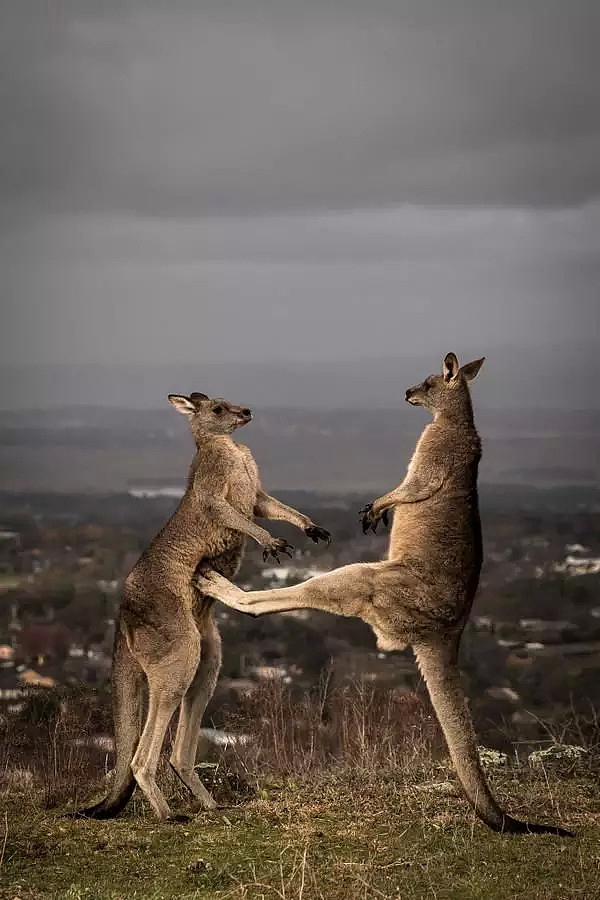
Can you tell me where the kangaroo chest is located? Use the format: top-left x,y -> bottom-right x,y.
226,446 -> 259,515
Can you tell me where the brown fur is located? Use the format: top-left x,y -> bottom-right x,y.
201,356 -> 573,837
74,393 -> 330,821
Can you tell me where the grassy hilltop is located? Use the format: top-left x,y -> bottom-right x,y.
2,773 -> 599,900
1,684 -> 599,900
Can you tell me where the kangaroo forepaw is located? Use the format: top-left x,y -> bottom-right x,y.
359,502 -> 377,533
359,503 -> 388,534
263,538 -> 294,563
304,524 -> 331,545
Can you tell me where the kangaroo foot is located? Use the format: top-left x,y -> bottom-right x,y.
200,572 -> 246,607
169,761 -> 217,810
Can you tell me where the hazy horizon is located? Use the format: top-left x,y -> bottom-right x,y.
2,338 -> 599,412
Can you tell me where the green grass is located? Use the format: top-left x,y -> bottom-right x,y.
1,768 -> 599,900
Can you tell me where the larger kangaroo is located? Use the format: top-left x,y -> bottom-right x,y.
201,355 -> 572,836
76,392 -> 330,821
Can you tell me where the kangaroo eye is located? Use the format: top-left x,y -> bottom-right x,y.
213,405 -> 223,415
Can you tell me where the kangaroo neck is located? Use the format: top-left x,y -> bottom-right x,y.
193,432 -> 235,450
433,406 -> 475,430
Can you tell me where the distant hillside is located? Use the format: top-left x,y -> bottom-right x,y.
0,340 -> 597,411
0,406 -> 597,493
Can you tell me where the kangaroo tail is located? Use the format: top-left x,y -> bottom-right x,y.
413,640 -> 574,837
71,624 -> 143,820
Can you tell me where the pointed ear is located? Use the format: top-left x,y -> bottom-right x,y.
459,357 -> 485,382
442,352 -> 460,382
189,392 -> 209,401
167,394 -> 197,416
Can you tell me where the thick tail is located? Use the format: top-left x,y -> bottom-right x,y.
72,625 -> 144,820
413,640 -> 574,837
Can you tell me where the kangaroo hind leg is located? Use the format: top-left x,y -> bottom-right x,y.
414,638 -> 573,836
131,634 -> 201,821
169,615 -> 222,810
201,563 -> 411,652
201,562 -> 380,619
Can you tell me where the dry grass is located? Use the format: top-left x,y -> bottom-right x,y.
1,682 -> 599,899
0,678 -> 446,811
224,676 -> 442,779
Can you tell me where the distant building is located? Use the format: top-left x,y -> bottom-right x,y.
19,623 -> 72,665
554,554 -> 600,576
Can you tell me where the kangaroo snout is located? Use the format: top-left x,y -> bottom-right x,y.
240,408 -> 252,421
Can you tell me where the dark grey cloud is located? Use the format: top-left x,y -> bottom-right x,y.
1,1 -> 598,405
2,203 -> 598,368
2,0 -> 600,217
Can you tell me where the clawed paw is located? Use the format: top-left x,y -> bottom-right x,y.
359,503 -> 389,534
304,524 -> 331,545
263,538 -> 294,564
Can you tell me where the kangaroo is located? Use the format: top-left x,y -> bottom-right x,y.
75,392 -> 330,821
200,355 -> 573,837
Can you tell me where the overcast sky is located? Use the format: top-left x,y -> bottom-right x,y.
1,1 -> 599,405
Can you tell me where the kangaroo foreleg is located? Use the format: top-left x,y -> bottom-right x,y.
205,496 -> 294,561
253,490 -> 330,544
361,472 -> 445,532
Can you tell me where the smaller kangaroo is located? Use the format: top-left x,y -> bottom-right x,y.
200,355 -> 573,837
75,392 -> 330,821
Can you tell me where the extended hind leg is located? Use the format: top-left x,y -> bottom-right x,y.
169,616 -> 222,809
131,635 -> 201,821
201,563 -> 376,617
201,563 -> 444,652
201,562 -> 417,651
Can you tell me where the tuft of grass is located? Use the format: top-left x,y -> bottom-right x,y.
223,676 -> 442,780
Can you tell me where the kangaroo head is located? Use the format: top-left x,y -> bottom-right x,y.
405,353 -> 485,418
167,392 -> 252,437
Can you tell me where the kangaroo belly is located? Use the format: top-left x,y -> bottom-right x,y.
388,497 -> 482,588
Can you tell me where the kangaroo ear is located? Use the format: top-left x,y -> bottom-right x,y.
189,392 -> 209,401
459,357 -> 485,382
167,394 -> 197,416
442,352 -> 460,382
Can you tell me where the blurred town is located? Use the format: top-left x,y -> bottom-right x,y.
1,482 -> 599,751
